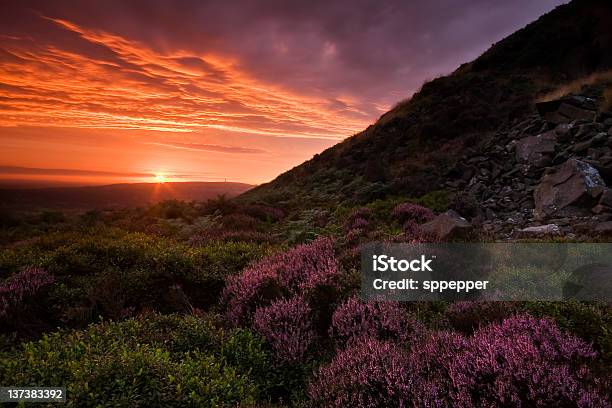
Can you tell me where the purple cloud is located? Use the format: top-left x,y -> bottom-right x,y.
1,0 -> 566,118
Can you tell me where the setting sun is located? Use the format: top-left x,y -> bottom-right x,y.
154,173 -> 167,183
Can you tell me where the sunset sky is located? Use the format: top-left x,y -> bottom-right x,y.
0,0 -> 564,187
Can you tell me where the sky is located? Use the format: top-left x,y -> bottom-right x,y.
0,0 -> 565,187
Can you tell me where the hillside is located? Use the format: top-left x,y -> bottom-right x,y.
3,1 -> 612,406
0,181 -> 253,211
242,0 -> 612,210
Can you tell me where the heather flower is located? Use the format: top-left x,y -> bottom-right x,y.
338,246 -> 362,274
296,241 -> 341,295
344,207 -> 372,232
349,217 -> 369,231
309,337 -> 412,407
310,315 -> 609,407
244,204 -> 284,222
347,207 -> 372,221
451,315 -> 607,407
253,296 -> 316,363
408,316 -> 607,407
407,331 -> 469,406
330,296 -> 421,346
392,202 -> 434,223
223,237 -> 339,325
345,227 -> 363,244
188,230 -> 276,246
0,267 -> 55,318
402,220 -> 439,243
403,220 -> 419,236
220,213 -> 259,230
223,259 -> 285,326
445,301 -> 515,334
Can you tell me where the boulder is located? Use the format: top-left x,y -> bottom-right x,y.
419,210 -> 472,240
594,164 -> 612,185
592,132 -> 608,145
592,204 -> 610,214
536,97 -> 596,125
600,188 -> 612,208
594,221 -> 612,235
557,103 -> 596,122
515,131 -> 556,166
572,139 -> 592,153
554,123 -> 574,141
517,224 -> 561,238
534,159 -> 605,219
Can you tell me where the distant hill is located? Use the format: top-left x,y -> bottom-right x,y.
0,182 -> 253,211
241,0 -> 612,208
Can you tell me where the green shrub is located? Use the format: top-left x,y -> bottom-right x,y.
0,314 -> 268,407
79,210 -> 104,227
353,182 -> 389,203
522,301 -> 612,363
284,209 -> 330,244
37,211 -> 67,224
0,209 -> 20,228
0,228 -> 274,327
365,197 -> 405,222
147,200 -> 199,220
411,190 -> 453,213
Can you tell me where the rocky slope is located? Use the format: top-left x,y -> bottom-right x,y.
242,0 -> 612,218
441,84 -> 612,239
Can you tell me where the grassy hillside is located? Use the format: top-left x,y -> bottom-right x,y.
2,1 -> 612,406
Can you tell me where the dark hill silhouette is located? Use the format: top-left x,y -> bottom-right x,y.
241,0 -> 612,208
0,182 -> 253,210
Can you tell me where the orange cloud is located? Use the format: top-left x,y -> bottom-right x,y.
0,17 -> 373,140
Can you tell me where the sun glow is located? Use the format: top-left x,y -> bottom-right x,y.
154,173 -> 167,183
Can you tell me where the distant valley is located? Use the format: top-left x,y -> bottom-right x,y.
0,181 -> 253,211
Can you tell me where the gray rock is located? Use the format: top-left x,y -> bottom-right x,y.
557,103 -> 596,122
555,123 -> 574,142
575,123 -> 600,140
552,150 -> 570,165
594,164 -> 612,185
515,131 -> 557,166
600,189 -> 612,208
534,159 -> 605,219
572,139 -> 592,153
536,99 -> 594,124
600,155 -> 612,166
420,210 -> 473,241
592,204 -> 610,214
518,224 -> 561,237
568,95 -> 597,110
592,132 -> 608,145
550,218 -> 570,226
587,148 -> 602,160
594,221 -> 612,234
